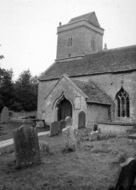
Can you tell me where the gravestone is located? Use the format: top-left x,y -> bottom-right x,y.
50,121 -> 61,136
13,120 -> 41,168
0,106 -> 9,123
65,116 -> 72,127
62,117 -> 76,152
78,111 -> 86,129
113,157 -> 136,190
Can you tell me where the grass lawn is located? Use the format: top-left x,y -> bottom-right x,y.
0,133 -> 136,190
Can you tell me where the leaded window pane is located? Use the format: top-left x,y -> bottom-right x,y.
116,87 -> 130,118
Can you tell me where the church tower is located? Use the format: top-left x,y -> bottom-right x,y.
56,12 -> 104,60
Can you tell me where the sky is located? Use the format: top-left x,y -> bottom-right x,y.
0,0 -> 136,80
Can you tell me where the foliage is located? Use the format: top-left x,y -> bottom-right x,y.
0,68 -> 38,112
0,68 -> 14,111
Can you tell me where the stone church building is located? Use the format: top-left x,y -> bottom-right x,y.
37,12 -> 136,128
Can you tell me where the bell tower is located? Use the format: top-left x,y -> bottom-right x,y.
56,12 -> 104,61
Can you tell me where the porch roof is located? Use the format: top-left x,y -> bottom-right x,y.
72,79 -> 113,105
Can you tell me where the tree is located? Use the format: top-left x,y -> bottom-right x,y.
0,68 -> 14,111
0,68 -> 38,112
14,70 -> 38,111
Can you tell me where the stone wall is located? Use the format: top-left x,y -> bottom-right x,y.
37,80 -> 57,119
38,76 -> 87,128
74,71 -> 136,122
98,123 -> 133,135
37,71 -> 136,124
87,104 -> 110,127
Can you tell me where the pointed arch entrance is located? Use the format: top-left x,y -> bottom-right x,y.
57,97 -> 72,121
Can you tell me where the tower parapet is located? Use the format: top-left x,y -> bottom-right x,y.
56,12 -> 104,61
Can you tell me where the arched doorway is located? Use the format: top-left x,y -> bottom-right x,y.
57,98 -> 72,121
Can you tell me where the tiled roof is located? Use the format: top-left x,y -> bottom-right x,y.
72,79 -> 112,105
39,45 -> 136,81
69,12 -> 101,28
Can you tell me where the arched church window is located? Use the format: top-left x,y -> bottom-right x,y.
116,87 -> 130,118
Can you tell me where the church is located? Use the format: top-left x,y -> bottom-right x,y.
37,12 -> 136,128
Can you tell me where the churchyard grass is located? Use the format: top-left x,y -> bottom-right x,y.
0,132 -> 136,190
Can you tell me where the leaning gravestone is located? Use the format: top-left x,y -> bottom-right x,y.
13,120 -> 41,168
78,111 -> 86,129
0,106 -> 9,123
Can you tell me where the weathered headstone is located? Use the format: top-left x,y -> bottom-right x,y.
113,157 -> 136,190
13,120 -> 41,168
50,121 -> 61,136
0,106 -> 9,123
78,111 -> 86,129
65,116 -> 72,127
62,117 -> 77,152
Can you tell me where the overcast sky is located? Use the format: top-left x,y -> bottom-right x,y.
0,0 -> 136,79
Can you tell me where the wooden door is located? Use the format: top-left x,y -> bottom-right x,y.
57,98 -> 72,121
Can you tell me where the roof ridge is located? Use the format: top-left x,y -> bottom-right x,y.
69,12 -> 94,22
39,43 -> 136,81
84,44 -> 136,58
69,11 -> 100,28
102,44 -> 136,53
